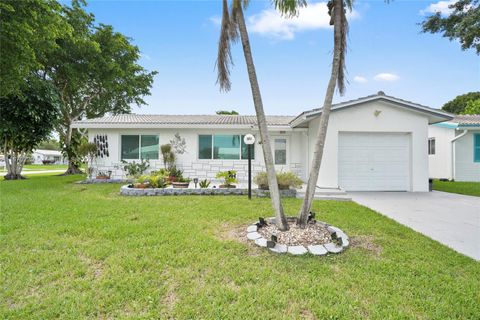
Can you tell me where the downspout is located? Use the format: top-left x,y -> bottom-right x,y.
450,129 -> 468,180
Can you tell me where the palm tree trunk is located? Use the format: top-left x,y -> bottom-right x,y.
297,0 -> 343,227
236,6 -> 288,231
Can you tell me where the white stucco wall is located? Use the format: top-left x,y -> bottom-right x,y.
428,125 -> 455,179
307,100 -> 430,191
87,128 -> 308,181
454,130 -> 480,182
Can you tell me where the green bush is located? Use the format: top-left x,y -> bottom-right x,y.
122,159 -> 150,178
254,171 -> 303,190
199,179 -> 211,188
216,170 -> 237,187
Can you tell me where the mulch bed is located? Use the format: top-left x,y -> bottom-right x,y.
258,221 -> 332,246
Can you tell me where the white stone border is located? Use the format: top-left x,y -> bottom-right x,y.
246,218 -> 349,256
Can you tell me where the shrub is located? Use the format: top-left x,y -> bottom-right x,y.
254,171 -> 303,190
122,159 -> 150,178
199,179 -> 211,188
216,170 -> 237,187
149,174 -> 167,188
160,144 -> 175,170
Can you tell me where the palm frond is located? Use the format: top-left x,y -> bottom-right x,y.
273,0 -> 307,17
215,0 -> 237,92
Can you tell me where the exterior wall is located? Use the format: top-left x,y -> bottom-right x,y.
87,128 -> 307,181
308,100 -> 430,191
454,130 -> 480,182
428,125 -> 455,179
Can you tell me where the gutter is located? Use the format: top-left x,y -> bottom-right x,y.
450,129 -> 468,180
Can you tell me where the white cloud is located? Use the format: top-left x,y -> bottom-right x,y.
248,2 -> 359,40
209,15 -> 222,26
374,73 -> 400,82
353,75 -> 367,83
420,0 -> 456,16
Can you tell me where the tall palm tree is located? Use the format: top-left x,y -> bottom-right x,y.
216,0 -> 305,230
297,0 -> 353,227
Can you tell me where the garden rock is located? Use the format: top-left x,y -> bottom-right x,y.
307,245 -> 328,256
287,245 -> 308,255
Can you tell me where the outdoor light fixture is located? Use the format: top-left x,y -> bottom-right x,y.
193,178 -> 198,188
243,134 -> 255,199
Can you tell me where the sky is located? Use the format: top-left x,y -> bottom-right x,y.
84,0 -> 479,116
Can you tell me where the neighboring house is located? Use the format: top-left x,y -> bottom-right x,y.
72,92 -> 452,191
32,149 -> 66,164
428,115 -> 480,182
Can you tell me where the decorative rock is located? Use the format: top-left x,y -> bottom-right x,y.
247,232 -> 262,240
307,245 -> 328,256
255,237 -> 267,247
324,242 -> 343,254
287,245 -> 308,255
269,244 -> 288,254
340,237 -> 349,248
246,225 -> 257,233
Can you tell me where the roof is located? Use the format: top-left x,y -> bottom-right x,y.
72,114 -> 295,129
290,91 -> 453,127
33,149 -> 62,156
452,115 -> 480,127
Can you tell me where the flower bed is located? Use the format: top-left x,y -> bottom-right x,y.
120,185 -> 297,197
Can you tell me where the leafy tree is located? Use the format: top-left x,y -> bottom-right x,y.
216,110 -> 239,115
37,138 -> 61,151
463,99 -> 480,114
0,79 -> 60,179
421,0 -> 480,54
216,0 -> 306,230
0,0 -> 69,97
442,92 -> 480,114
40,1 -> 156,174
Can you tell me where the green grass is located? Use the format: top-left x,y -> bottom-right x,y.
1,176 -> 479,319
433,179 -> 480,197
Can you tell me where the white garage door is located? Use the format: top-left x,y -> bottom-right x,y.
338,132 -> 410,191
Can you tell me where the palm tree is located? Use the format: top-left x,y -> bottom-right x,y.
297,0 -> 352,227
215,0 -> 305,230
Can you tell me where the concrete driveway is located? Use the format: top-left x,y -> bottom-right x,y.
350,191 -> 480,261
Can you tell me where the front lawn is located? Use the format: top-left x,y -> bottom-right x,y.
22,164 -> 68,171
433,179 -> 480,197
1,175 -> 479,319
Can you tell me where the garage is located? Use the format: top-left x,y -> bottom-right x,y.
338,132 -> 411,191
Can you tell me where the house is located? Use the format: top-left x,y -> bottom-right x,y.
428,115 -> 480,182
32,149 -> 66,165
72,92 -> 452,191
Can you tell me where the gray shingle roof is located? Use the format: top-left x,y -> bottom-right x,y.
73,114 -> 294,126
452,115 -> 480,126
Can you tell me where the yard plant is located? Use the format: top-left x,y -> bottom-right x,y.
1,174 -> 479,318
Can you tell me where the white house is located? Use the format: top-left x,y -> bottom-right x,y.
32,149 -> 66,164
72,92 -> 452,191
428,115 -> 480,182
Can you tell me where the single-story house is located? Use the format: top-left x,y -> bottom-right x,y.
32,149 -> 66,164
428,115 -> 480,182
72,92 -> 452,191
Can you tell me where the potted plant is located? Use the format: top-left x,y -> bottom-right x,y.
134,175 -> 150,188
168,166 -> 182,183
216,170 -> 237,188
96,171 -> 111,180
172,177 -> 191,188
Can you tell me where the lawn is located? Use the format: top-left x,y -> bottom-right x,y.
22,164 -> 68,171
1,175 -> 479,319
433,179 -> 480,197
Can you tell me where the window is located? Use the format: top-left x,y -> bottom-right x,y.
274,138 -> 287,165
428,138 -> 435,155
198,134 -> 254,160
121,135 -> 159,160
474,134 -> 480,162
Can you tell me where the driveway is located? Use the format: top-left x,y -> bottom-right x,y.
350,191 -> 480,261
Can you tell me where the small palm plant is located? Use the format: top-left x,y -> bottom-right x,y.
216,170 -> 237,188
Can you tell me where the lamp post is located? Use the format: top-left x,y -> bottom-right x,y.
243,134 -> 255,199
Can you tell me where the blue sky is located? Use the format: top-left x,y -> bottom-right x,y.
85,0 -> 479,115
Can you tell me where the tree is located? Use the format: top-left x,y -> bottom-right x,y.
37,138 -> 61,151
0,0 -> 69,97
216,110 -> 239,115
0,79 -> 60,179
41,1 -> 156,175
442,92 -> 480,114
215,0 -> 306,230
78,141 -> 97,179
463,99 -> 480,114
297,0 -> 352,227
421,0 -> 480,54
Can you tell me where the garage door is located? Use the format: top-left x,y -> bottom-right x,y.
338,132 -> 410,191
